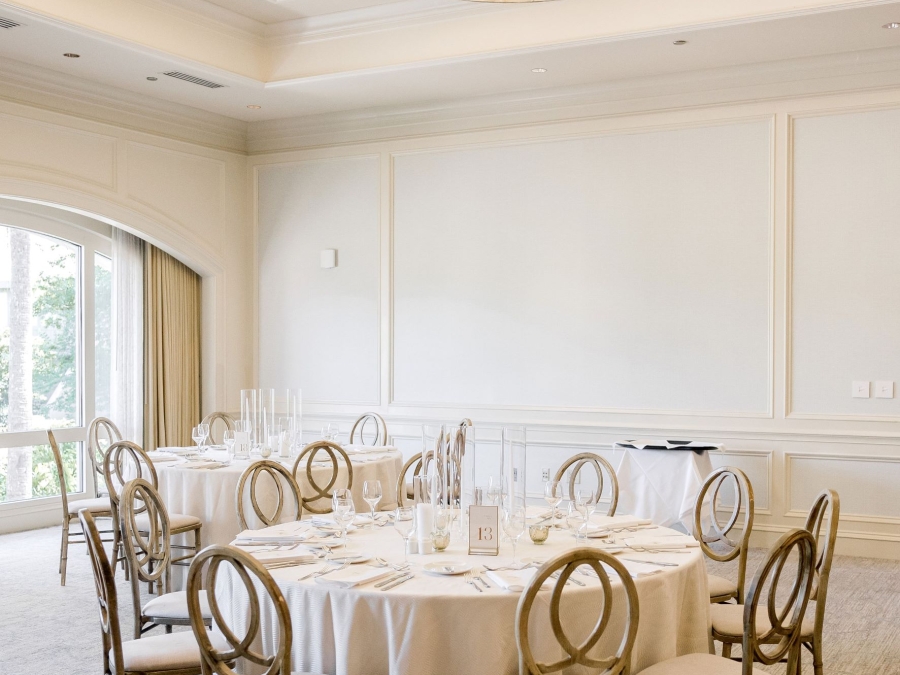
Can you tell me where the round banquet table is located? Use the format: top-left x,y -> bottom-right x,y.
214,517 -> 712,675
156,448 -> 404,548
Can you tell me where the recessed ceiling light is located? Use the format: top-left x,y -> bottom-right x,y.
531,68 -> 547,73
884,22 -> 900,29
146,76 -> 158,81
673,40 -> 688,46
63,53 -> 80,58
247,105 -> 262,109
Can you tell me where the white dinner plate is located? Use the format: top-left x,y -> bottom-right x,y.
423,560 -> 472,576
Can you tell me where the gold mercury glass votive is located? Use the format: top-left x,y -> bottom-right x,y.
432,531 -> 450,551
529,524 -> 550,544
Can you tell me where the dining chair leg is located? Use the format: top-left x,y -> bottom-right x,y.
811,638 -> 823,675
59,521 -> 69,586
721,642 -> 732,659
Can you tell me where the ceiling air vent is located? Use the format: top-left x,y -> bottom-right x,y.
0,17 -> 22,29
162,71 -> 226,89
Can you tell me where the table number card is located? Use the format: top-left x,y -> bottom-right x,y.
468,505 -> 499,556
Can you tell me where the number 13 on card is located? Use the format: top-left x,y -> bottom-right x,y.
468,505 -> 500,556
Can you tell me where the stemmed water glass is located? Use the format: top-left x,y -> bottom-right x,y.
363,480 -> 382,528
222,430 -> 235,464
575,488 -> 596,538
566,501 -> 586,542
544,480 -> 563,519
332,488 -> 354,547
502,506 -> 527,564
394,506 -> 417,564
322,423 -> 341,443
192,424 -> 209,454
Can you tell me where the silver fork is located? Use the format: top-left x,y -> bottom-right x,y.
465,570 -> 483,592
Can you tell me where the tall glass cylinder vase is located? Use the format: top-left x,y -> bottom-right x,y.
240,389 -> 257,448
501,427 -> 527,513
285,388 -> 302,448
422,425 -> 448,508
258,388 -> 275,453
453,420 -> 474,541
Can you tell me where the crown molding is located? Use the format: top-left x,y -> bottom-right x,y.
246,45 -> 900,153
0,58 -> 248,153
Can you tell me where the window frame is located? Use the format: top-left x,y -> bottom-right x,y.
0,205 -> 111,514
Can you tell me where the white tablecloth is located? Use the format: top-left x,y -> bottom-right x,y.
157,449 -> 404,547
215,516 -> 711,675
615,447 -> 715,531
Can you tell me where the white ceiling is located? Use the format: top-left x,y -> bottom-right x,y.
0,1 -> 899,123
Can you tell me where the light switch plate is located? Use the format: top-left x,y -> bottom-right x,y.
852,381 -> 870,398
320,249 -> 336,268
875,381 -> 895,399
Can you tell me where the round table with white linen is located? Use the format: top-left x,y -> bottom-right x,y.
156,448 -> 404,547
215,515 -> 712,675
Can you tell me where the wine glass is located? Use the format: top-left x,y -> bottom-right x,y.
322,423 -> 341,443
487,476 -> 501,506
222,430 -> 235,464
363,480 -> 382,528
394,506 -> 417,564
575,488 -> 595,538
199,423 -> 210,452
332,488 -> 354,547
503,506 -> 527,564
544,480 -> 563,518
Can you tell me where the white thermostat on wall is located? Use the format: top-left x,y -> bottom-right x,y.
320,249 -> 337,269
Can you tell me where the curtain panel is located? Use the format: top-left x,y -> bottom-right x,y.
111,228 -> 144,445
144,246 -> 201,450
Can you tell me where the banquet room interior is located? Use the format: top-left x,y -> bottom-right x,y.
1,0 -> 900,674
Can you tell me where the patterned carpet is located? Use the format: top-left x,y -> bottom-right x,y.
1,526 -> 897,675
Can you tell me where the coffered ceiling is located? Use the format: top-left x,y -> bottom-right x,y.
0,0 -> 899,124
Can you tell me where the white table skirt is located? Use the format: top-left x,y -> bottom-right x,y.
157,450 -> 404,548
215,519 -> 711,675
615,447 -> 714,532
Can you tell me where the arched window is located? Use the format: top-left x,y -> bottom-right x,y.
0,201 -> 111,507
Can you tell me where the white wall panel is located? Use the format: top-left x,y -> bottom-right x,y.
393,122 -> 772,413
257,156 -> 380,404
792,108 -> 900,418
788,454 -> 900,519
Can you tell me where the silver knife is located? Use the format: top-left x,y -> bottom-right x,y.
374,573 -> 407,588
380,574 -> 414,591
623,558 -> 678,567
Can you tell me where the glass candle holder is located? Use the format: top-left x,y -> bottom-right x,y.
528,524 -> 550,544
431,531 -> 450,551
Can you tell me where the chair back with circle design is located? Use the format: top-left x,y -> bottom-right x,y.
553,452 -> 619,516
103,440 -> 158,532
79,509 -> 126,675
120,478 -> 173,627
804,489 -> 839,646
693,466 -> 754,602
291,440 -> 353,515
188,545 -> 292,675
236,460 -> 303,530
88,417 -> 122,498
396,452 -> 423,507
201,412 -> 236,446
47,430 -> 73,527
516,547 -> 639,675
348,412 -> 388,446
742,528 -> 817,673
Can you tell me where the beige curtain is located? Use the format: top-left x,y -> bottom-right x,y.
144,245 -> 201,450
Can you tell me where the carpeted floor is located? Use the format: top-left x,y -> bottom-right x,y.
1,526 -> 898,675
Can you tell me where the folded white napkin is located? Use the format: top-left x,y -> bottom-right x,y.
146,452 -> 179,463
251,550 -> 319,565
158,447 -> 199,456
235,524 -> 307,543
314,566 -> 394,588
485,568 -> 552,593
342,444 -> 399,455
590,516 -> 654,530
622,535 -> 699,550
311,515 -> 369,528
606,560 -> 663,578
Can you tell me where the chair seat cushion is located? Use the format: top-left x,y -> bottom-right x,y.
639,653 -> 769,675
708,574 -> 737,600
143,590 -> 211,621
136,512 -> 202,532
114,630 -> 203,672
710,601 -> 816,639
68,496 -> 111,515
